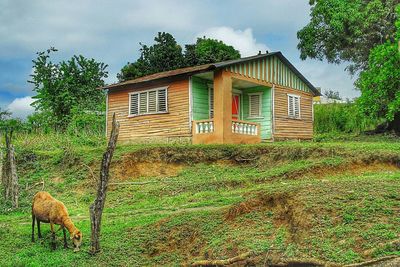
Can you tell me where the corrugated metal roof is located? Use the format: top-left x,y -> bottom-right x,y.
103,52 -> 320,96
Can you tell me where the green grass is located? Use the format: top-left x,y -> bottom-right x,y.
0,134 -> 399,266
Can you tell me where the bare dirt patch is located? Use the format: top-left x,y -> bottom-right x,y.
142,219 -> 205,262
226,192 -> 312,242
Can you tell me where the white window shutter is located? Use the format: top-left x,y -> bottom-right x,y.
288,94 -> 300,118
148,90 -> 157,113
249,94 -> 261,117
158,89 -> 167,112
139,92 -> 148,114
130,93 -> 138,115
294,97 -> 300,118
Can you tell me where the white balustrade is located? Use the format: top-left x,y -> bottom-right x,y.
232,121 -> 258,135
195,120 -> 214,134
194,120 -> 258,136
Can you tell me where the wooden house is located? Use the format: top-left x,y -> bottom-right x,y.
103,52 -> 320,144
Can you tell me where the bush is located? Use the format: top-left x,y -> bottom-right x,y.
67,106 -> 105,136
314,103 -> 379,134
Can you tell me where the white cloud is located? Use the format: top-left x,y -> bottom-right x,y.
0,0 -> 356,99
7,96 -> 35,119
197,27 -> 270,57
296,60 -> 359,99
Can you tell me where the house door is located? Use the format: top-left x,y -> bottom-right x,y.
232,94 -> 240,120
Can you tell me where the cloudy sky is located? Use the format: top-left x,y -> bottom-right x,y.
0,0 -> 358,118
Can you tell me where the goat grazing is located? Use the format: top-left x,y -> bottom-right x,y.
32,191 -> 82,252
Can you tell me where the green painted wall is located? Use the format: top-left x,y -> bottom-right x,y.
192,76 -> 211,120
241,86 -> 272,139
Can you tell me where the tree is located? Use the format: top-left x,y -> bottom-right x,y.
297,0 -> 399,74
324,90 -> 342,100
356,5 -> 400,135
118,33 -> 241,82
29,48 -> 108,130
184,37 -> 240,66
0,108 -> 11,121
118,61 -> 147,82
118,32 -> 184,81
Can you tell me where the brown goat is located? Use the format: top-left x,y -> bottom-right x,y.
32,191 -> 82,252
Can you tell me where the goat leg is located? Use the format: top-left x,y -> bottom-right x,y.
63,228 -> 68,249
37,219 -> 42,239
50,222 -> 56,250
31,214 -> 35,242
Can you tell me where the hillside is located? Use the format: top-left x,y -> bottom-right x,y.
0,136 -> 400,266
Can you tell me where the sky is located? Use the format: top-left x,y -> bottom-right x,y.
0,0 -> 359,119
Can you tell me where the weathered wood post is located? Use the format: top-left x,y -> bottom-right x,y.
2,132 -> 10,201
9,144 -> 18,208
89,113 -> 119,254
1,129 -> 18,208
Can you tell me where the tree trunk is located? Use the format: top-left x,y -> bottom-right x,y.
89,113 -> 119,254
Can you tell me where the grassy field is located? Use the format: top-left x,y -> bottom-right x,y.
0,134 -> 399,266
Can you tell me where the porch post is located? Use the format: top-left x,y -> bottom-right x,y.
213,70 -> 232,144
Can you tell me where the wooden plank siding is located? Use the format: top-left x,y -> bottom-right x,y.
273,86 -> 313,140
107,79 -> 191,142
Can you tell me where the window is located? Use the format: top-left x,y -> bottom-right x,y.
129,87 -> 168,116
288,94 -> 300,119
248,93 -> 262,118
208,85 -> 214,119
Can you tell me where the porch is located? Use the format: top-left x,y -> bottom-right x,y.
191,70 -> 272,144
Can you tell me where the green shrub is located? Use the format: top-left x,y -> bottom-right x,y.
314,103 -> 380,134
67,106 -> 105,136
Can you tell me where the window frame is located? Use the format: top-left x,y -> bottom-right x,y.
287,93 -> 301,119
248,92 -> 263,118
128,86 -> 168,117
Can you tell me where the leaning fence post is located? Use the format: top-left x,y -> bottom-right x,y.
9,144 -> 18,208
89,113 -> 119,254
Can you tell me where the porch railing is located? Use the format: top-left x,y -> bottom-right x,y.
232,120 -> 258,136
194,120 -> 214,134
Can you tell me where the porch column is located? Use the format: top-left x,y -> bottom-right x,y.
213,70 -> 232,143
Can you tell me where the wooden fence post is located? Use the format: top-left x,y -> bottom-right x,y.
2,130 -> 11,201
1,129 -> 18,208
89,113 -> 119,254
9,144 -> 18,208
